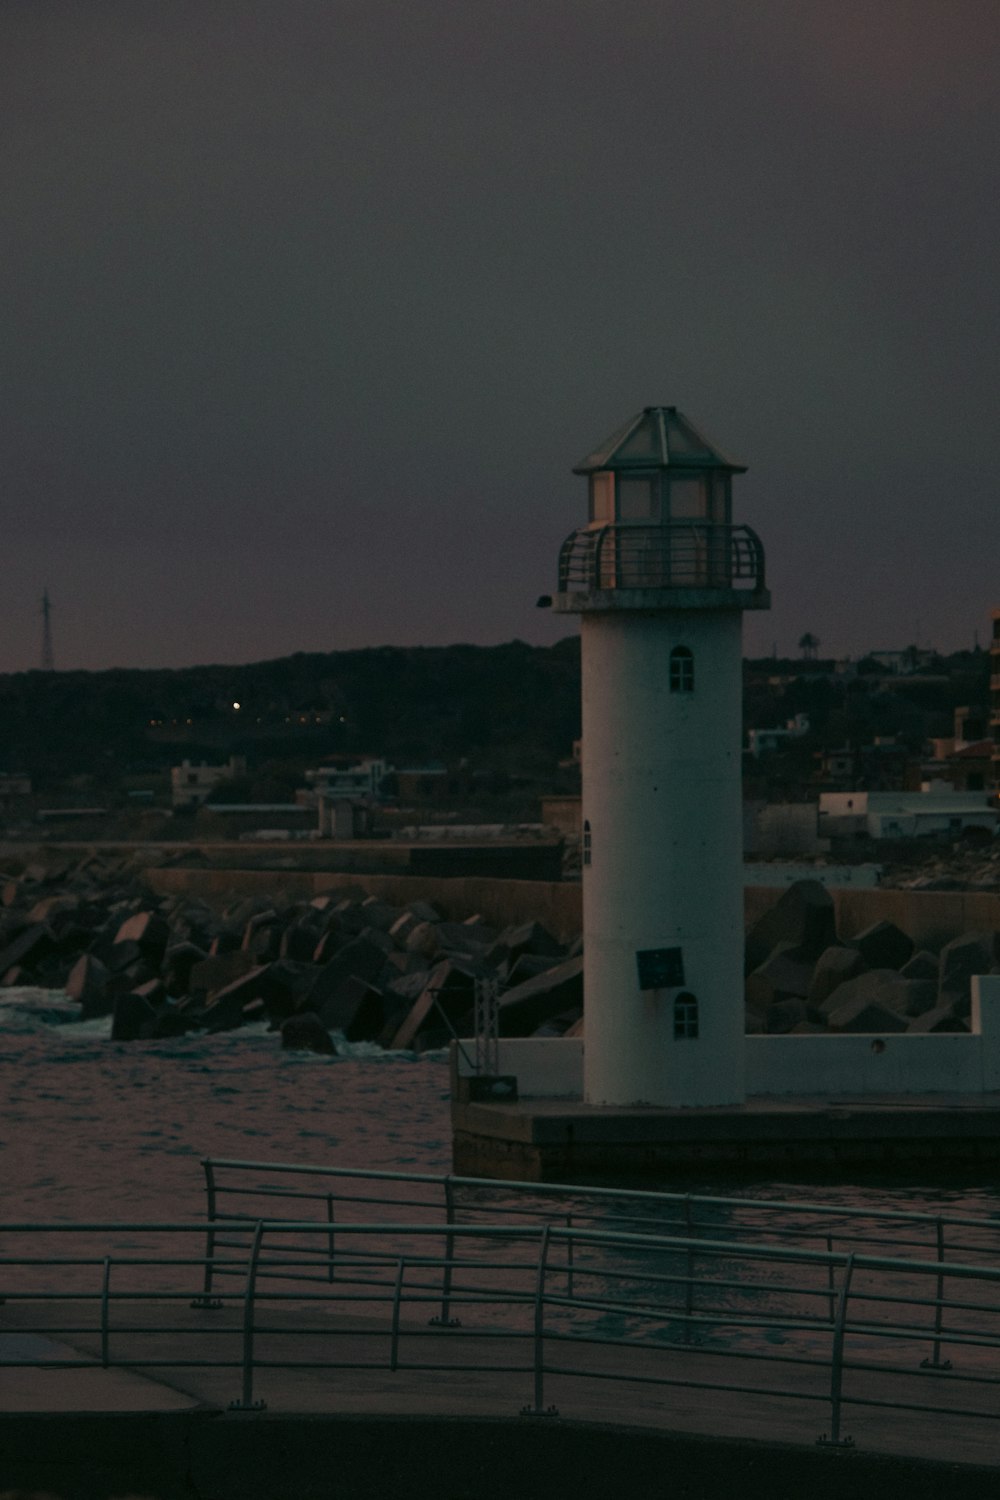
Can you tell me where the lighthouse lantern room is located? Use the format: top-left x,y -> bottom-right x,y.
554,407 -> 770,1107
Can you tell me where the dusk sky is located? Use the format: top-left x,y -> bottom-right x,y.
2,0 -> 998,673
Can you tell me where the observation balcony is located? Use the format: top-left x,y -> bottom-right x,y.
555,522 -> 769,613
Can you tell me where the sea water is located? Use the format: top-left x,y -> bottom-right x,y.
2,987 -> 999,1228
0,988 -> 452,1225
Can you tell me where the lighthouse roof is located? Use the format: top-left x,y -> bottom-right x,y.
572,407 -> 747,475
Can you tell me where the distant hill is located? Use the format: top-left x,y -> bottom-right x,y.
0,638 -> 583,787
0,639 -> 988,796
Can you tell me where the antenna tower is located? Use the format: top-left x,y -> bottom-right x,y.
40,589 -> 54,671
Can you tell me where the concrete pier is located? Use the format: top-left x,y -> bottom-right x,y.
451,1090 -> 1000,1182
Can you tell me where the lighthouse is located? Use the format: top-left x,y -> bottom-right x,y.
553,408 -> 770,1107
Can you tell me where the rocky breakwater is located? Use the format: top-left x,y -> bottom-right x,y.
0,855 -> 583,1052
2,857 -> 994,1052
745,879 -> 998,1037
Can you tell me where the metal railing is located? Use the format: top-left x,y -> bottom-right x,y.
196,1157 -> 1000,1305
5,1213 -> 1000,1445
558,523 -> 766,594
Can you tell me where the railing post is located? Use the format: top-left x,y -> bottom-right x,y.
100,1257 -> 112,1369
920,1219 -> 953,1371
753,528 -> 766,591
521,1225 -> 557,1417
430,1176 -> 460,1327
229,1220 -> 267,1411
565,1214 -> 574,1299
682,1196 -> 695,1343
326,1193 -> 336,1284
594,526 -> 610,590
818,1253 -> 855,1448
826,1235 -> 836,1324
191,1158 -> 223,1309
474,976 -> 500,1079
390,1258 -> 406,1371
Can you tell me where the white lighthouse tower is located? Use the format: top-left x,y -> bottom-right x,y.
553,408 -> 770,1107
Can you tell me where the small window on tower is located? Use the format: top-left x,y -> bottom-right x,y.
670,646 -> 694,693
673,992 -> 699,1040
582,819 -> 592,866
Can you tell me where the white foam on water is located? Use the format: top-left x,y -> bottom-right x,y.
56,1014 -> 114,1039
0,986 -> 82,1029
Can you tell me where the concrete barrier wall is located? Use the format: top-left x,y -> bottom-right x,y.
149,867 -> 1000,953
745,885 -> 1000,948
146,867 -> 585,943
148,867 -> 323,901
458,977 -> 1000,1100
830,888 -> 1000,949
746,1033 -> 983,1095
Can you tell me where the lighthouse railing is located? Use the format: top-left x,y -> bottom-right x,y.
558,522 -> 765,594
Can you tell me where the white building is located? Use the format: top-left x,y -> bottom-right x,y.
171,756 -> 246,809
747,713 -> 810,758
818,789 -> 998,841
304,758 -> 389,800
866,648 -> 937,675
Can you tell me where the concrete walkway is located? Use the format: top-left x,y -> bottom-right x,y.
0,1329 -> 197,1412
2,1292 -> 999,1474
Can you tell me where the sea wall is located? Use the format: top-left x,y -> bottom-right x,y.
147,866 -> 1000,951
145,867 -> 585,943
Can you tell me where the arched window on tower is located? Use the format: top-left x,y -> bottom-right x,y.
669,645 -> 694,693
673,992 -> 699,1039
582,819 -> 592,866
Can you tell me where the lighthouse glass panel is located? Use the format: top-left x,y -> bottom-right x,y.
614,477 -> 659,584
667,477 -> 710,584
617,476 -> 658,520
589,472 -> 614,523
667,477 -> 708,519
